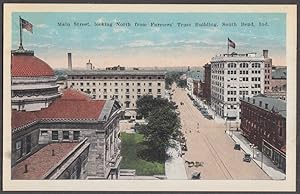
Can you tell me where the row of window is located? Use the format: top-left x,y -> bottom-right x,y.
71,76 -> 164,80
45,131 -> 80,141
72,82 -> 162,87
78,88 -> 161,94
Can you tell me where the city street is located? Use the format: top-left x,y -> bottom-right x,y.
172,86 -> 270,180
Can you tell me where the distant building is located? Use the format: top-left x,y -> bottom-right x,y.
66,60 -> 166,119
105,65 -> 126,71
203,63 -> 211,105
11,48 -> 61,111
210,51 -> 266,120
186,70 -> 204,97
240,95 -> 286,172
266,67 -> 287,100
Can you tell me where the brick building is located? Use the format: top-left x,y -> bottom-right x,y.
240,95 -> 286,172
203,63 -> 211,105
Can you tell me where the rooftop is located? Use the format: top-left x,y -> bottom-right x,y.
241,94 -> 286,118
11,142 -> 78,179
12,89 -> 107,132
272,67 -> 287,79
66,69 -> 166,76
12,54 -> 54,77
211,52 -> 265,62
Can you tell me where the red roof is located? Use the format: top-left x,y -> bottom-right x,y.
12,142 -> 78,179
11,89 -> 106,130
11,110 -> 39,129
12,55 -> 54,77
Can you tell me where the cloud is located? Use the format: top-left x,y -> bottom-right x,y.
151,27 -> 160,32
96,17 -> 105,23
26,43 -> 54,49
35,24 -> 48,28
126,40 -> 155,47
113,27 -> 128,33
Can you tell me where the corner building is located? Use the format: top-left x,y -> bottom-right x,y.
210,52 -> 266,120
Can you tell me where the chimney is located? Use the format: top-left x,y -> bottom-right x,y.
263,50 -> 268,58
68,53 -> 72,71
24,164 -> 28,173
52,149 -> 55,156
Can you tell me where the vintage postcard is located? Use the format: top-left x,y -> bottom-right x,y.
2,4 -> 297,191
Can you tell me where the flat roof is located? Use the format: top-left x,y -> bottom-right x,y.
12,142 -> 79,179
241,95 -> 286,118
66,70 -> 166,76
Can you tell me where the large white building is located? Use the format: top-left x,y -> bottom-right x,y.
66,62 -> 166,119
210,51 -> 268,120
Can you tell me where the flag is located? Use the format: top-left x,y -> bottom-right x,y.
228,38 -> 235,49
20,18 -> 33,33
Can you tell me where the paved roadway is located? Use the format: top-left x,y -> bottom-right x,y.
172,86 -> 270,180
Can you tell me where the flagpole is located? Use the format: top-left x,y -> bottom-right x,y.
227,38 -> 230,55
19,16 -> 23,49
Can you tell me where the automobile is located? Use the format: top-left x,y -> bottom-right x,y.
234,144 -> 241,150
243,153 -> 251,162
191,172 -> 201,180
205,115 -> 213,120
201,111 -> 209,116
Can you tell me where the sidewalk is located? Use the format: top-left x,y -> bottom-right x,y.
227,131 -> 286,180
165,141 -> 188,180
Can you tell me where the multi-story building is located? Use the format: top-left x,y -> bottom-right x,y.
203,63 -> 211,105
240,95 -> 286,172
265,66 -> 287,100
210,51 -> 266,120
66,60 -> 166,119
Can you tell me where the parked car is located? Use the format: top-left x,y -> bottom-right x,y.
205,115 -> 213,120
234,144 -> 241,150
191,172 -> 201,180
243,154 -> 251,162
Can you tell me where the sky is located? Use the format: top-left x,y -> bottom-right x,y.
12,12 -> 286,69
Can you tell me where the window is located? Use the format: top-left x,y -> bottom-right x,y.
52,131 -> 58,140
149,83 -> 152,86
149,89 -> 152,93
158,89 -> 161,93
126,83 -> 129,86
41,130 -> 48,136
63,131 -> 69,140
104,95 -> 107,99
73,131 -> 80,140
115,83 -> 118,86
137,83 -> 141,86
80,83 -> 83,86
16,140 -> 22,159
92,82 -> 96,86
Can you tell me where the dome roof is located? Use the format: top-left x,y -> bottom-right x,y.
12,55 -> 54,77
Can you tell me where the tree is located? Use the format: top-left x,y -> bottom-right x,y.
136,95 -> 175,118
138,107 -> 181,162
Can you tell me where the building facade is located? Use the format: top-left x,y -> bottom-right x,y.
240,95 -> 286,172
66,68 -> 166,119
11,89 -> 122,179
11,48 -> 61,111
210,52 -> 266,120
203,63 -> 211,105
